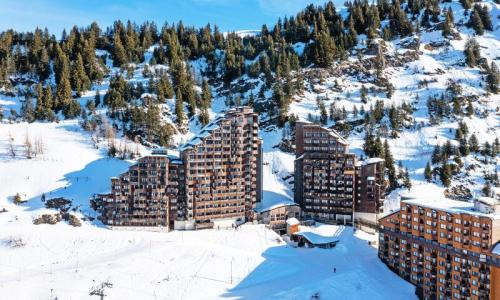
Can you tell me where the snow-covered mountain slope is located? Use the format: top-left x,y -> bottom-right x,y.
0,0 -> 499,298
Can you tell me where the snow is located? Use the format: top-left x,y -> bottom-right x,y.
257,202 -> 298,213
0,220 -> 416,300
477,197 -> 498,206
493,243 -> 500,256
0,118 -> 415,300
0,121 -> 130,214
295,224 -> 342,245
362,158 -> 384,165
1,0 -> 499,297
404,197 -> 500,220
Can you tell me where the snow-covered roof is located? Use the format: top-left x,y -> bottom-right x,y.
362,157 -> 384,165
178,116 -> 224,151
294,224 -> 342,245
286,218 -> 300,226
294,231 -> 340,245
256,201 -> 298,213
325,128 -> 348,145
402,197 -> 500,220
493,243 -> 500,256
477,197 -> 498,206
297,121 -> 348,145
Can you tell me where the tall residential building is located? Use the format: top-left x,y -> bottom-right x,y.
177,106 -> 262,229
354,158 -> 385,224
378,195 -> 500,300
294,122 -> 385,223
92,106 -> 262,230
91,153 -> 184,229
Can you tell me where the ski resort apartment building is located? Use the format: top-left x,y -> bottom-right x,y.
378,195 -> 500,300
294,122 -> 385,225
92,106 -> 263,230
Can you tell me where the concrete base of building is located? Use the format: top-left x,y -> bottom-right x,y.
105,225 -> 170,232
212,217 -> 245,229
174,220 -> 196,230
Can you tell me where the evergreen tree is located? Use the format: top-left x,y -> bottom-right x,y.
466,99 -> 474,116
486,62 -> 499,94
459,138 -> 470,156
424,161 -> 432,182
431,144 -> 441,164
384,139 -> 397,190
71,53 -> 91,95
35,83 -> 45,120
460,0 -> 472,9
95,90 -> 101,107
112,33 -> 128,67
360,85 -> 368,103
482,181 -> 491,197
21,97 -> 35,123
363,130 -> 374,157
469,134 -> 479,152
442,8 -> 454,36
201,79 -> 212,108
175,88 -> 185,126
440,162 -> 452,187
464,38 -> 480,67
403,167 -> 412,189
469,9 -> 484,35
318,101 -> 328,125
373,136 -> 384,158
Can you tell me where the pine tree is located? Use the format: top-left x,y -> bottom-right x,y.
403,167 -> 412,189
95,90 -> 101,107
21,97 -> 35,123
464,38 -> 480,67
470,9 -> 484,35
486,62 -> 499,94
373,136 -> 384,157
199,107 -> 210,126
185,86 -> 197,118
459,138 -> 470,156
460,0 -> 471,9
424,161 -> 432,182
35,83 -> 45,120
54,45 -> 69,85
440,162 -> 452,187
360,85 -> 368,103
71,53 -> 91,95
363,130 -> 375,157
384,139 -> 397,190
201,79 -> 212,108
319,101 -> 328,125
175,88 -> 185,126
56,73 -> 73,114
442,8 -> 454,37
431,144 -> 441,164
466,99 -> 474,116
469,134 -> 479,152
112,33 -> 128,67
482,181 -> 491,197
475,4 -> 492,31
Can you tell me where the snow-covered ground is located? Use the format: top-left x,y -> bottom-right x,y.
0,118 -> 415,299
0,221 -> 415,300
1,0 -> 500,298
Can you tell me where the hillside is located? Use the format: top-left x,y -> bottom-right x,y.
0,0 -> 499,298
